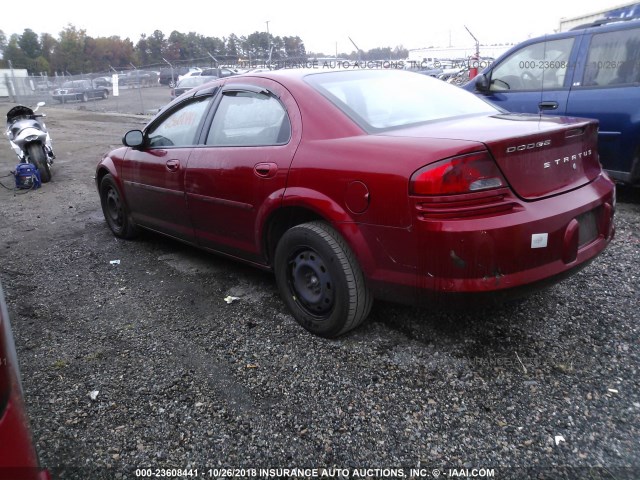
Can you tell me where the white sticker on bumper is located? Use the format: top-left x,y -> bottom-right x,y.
531,233 -> 548,249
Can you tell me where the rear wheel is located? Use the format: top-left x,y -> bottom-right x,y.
102,90 -> 109,100
99,174 -> 138,239
274,221 -> 372,337
27,143 -> 51,183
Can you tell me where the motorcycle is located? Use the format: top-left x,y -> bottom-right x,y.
5,102 -> 55,185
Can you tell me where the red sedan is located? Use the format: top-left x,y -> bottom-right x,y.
96,69 -> 615,337
0,283 -> 50,479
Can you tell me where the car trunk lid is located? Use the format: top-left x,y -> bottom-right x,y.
380,113 -> 602,200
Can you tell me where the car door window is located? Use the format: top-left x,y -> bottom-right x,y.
490,38 -> 575,91
581,28 -> 640,87
147,97 -> 211,148
206,91 -> 291,146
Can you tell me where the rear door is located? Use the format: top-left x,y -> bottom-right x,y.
479,35 -> 581,115
185,79 -> 302,262
565,24 -> 640,181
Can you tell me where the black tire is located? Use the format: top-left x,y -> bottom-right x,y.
81,93 -> 88,102
274,221 -> 372,338
27,143 -> 51,183
99,174 -> 138,239
102,90 -> 109,100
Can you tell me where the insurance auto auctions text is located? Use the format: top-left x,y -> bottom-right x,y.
136,467 -> 497,478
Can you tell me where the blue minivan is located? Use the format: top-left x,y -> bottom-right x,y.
465,17 -> 640,185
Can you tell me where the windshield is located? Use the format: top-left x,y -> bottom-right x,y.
306,69 -> 498,132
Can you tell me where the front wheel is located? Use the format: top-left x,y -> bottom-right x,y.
99,174 -> 138,239
81,93 -> 88,102
27,143 -> 51,183
274,221 -> 372,337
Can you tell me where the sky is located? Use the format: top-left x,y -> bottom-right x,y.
1,0 -> 630,54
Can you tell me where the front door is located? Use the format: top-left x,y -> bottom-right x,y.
121,96 -> 212,241
481,36 -> 579,115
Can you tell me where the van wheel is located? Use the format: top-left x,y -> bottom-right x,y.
274,221 -> 372,338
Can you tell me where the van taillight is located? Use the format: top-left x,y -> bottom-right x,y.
410,151 -> 506,195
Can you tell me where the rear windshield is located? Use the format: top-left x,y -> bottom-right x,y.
305,69 -> 498,132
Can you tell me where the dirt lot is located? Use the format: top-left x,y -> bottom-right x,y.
0,104 -> 638,479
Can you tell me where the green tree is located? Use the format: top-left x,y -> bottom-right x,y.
226,34 -> 240,59
166,31 -> 186,62
32,56 -> 50,75
0,29 -> 7,57
183,32 -> 205,60
40,33 -> 57,63
135,34 -> 150,65
393,45 -> 408,59
243,31 -> 271,62
146,30 -> 167,65
52,25 -> 87,74
283,36 -> 306,59
3,34 -> 27,67
86,36 -> 135,72
201,35 -> 226,64
18,28 -> 41,59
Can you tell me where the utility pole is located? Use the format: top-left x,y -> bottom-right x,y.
349,36 -> 362,61
265,21 -> 271,67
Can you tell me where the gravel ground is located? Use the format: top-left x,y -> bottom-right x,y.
0,105 -> 638,480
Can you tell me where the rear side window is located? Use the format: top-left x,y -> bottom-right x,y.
206,91 -> 290,146
582,28 -> 640,87
490,38 -> 575,91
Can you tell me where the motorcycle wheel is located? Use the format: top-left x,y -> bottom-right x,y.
27,143 -> 52,183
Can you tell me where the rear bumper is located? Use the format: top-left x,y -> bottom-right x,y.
52,93 -> 80,101
358,174 -> 615,305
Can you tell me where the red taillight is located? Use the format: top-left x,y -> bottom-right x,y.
410,151 -> 507,196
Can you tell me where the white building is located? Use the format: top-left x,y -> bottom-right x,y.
559,2 -> 640,31
0,68 -> 29,97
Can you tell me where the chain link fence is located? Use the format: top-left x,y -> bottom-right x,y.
2,70 -> 172,115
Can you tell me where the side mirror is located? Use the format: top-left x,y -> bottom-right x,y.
123,130 -> 144,148
475,74 -> 490,93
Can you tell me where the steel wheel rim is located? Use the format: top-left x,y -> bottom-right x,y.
287,249 -> 334,318
105,187 -> 123,228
